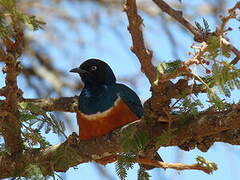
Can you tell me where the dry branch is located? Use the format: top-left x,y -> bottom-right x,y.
136,158 -> 213,174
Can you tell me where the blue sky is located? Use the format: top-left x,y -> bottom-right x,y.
1,0 -> 240,179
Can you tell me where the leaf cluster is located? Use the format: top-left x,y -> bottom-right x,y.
115,153 -> 135,180
18,102 -> 66,148
201,61 -> 240,110
154,60 -> 182,85
155,129 -> 176,147
174,95 -> 203,112
206,36 -> 231,59
195,18 -> 211,33
207,62 -> 240,97
120,124 -> 149,153
0,0 -> 45,48
137,167 -> 151,180
156,60 -> 182,75
115,152 -> 151,180
0,0 -> 45,30
117,124 -> 152,180
172,93 -> 204,122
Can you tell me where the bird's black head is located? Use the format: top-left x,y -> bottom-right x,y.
70,59 -> 116,88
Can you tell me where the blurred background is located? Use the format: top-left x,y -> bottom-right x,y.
1,0 -> 240,179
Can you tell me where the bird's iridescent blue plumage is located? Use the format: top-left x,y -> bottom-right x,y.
79,85 -> 118,115
79,83 -> 143,118
114,83 -> 143,118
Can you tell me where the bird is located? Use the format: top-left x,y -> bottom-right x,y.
70,58 -> 162,168
70,58 -> 143,140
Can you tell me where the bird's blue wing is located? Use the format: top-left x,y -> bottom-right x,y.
114,83 -> 144,118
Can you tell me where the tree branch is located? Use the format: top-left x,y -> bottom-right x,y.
23,96 -> 78,113
124,0 -> 157,85
0,98 -> 239,178
152,0 -> 202,40
153,0 -> 240,61
136,158 -> 214,174
1,29 -> 24,155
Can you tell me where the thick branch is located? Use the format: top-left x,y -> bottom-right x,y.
0,101 -> 239,178
1,36 -> 24,155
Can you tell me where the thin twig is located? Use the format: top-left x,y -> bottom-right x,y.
136,157 -> 213,174
153,0 -> 240,62
152,0 -> 202,41
100,154 -> 215,174
216,2 -> 240,35
157,42 -> 208,83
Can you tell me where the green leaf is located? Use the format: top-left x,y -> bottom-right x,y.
207,92 -> 228,111
157,62 -> 167,74
222,44 -> 231,58
234,79 -> 240,89
120,124 -> 149,153
19,102 -> 66,137
206,35 -> 232,59
155,129 -> 176,147
138,167 -> 151,180
0,0 -> 16,11
203,18 -> 210,33
207,36 -> 220,59
195,18 -> 211,33
0,0 -> 45,33
156,60 -> 182,74
207,61 -> 240,97
115,153 -> 135,180
18,102 -> 29,109
24,164 -> 45,179
22,129 -> 51,148
196,156 -> 218,173
195,21 -> 204,32
19,102 -> 65,148
20,15 -> 45,31
19,113 -> 37,122
18,102 -> 42,114
173,95 -> 203,121
155,60 -> 182,85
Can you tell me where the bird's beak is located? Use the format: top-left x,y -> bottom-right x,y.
69,67 -> 88,74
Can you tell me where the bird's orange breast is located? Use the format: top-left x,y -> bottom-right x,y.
76,98 -> 139,140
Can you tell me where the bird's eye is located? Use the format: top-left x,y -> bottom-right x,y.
91,66 -> 97,71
